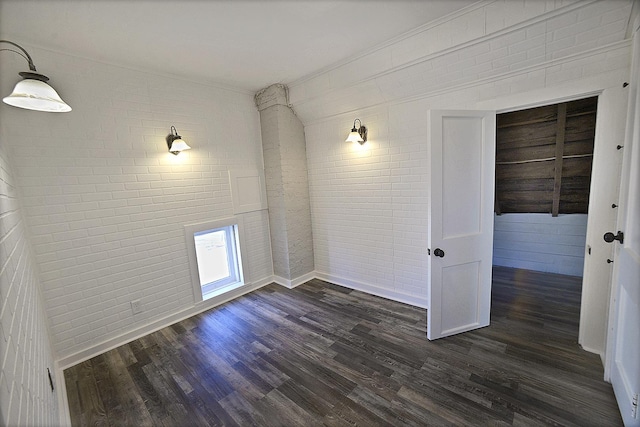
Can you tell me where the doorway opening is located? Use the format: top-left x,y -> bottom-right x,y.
492,97 -> 598,339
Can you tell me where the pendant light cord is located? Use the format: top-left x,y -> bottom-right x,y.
0,40 -> 37,71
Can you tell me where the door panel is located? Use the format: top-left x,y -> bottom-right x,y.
607,14 -> 640,427
610,240 -> 640,427
441,261 -> 481,334
428,110 -> 496,341
613,250 -> 640,394
442,117 -> 484,238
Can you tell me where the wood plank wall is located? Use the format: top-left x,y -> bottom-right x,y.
495,97 -> 598,216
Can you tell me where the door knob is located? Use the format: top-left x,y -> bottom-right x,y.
434,248 -> 445,258
603,231 -> 624,244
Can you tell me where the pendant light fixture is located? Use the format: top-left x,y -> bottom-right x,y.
0,40 -> 72,112
166,126 -> 192,155
345,119 -> 367,144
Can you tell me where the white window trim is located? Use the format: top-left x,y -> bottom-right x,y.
184,217 -> 245,303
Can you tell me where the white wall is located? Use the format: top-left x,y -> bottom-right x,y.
256,86 -> 315,284
0,46 -> 273,366
493,213 -> 588,276
292,0 -> 632,353
0,144 -> 60,425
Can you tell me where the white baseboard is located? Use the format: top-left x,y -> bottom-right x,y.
274,271 -> 428,308
272,271 -> 316,289
57,277 -> 273,370
314,271 -> 429,309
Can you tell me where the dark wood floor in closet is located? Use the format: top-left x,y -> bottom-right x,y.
64,267 -> 622,426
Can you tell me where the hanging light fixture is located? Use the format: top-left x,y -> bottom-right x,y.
166,126 -> 191,155
345,119 -> 367,144
0,40 -> 72,112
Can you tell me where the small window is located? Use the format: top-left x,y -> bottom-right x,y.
194,226 -> 241,295
185,218 -> 244,301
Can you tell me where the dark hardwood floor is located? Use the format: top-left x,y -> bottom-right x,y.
64,267 -> 622,426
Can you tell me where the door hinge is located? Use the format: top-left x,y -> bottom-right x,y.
632,392 -> 638,419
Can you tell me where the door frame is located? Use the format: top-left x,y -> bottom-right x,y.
604,11 -> 640,425
485,88 -> 623,364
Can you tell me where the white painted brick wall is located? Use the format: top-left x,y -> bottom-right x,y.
290,0 -> 632,121
274,104 -> 315,279
257,86 -> 314,282
297,0 -> 631,308
0,46 -> 272,361
259,104 -> 290,279
306,107 -> 429,305
238,210 -> 273,284
493,214 -> 588,276
0,144 -> 59,425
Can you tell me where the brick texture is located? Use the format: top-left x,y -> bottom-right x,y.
0,144 -> 59,426
256,85 -> 314,282
1,47 -> 272,361
289,1 -> 632,119
295,0 -> 632,307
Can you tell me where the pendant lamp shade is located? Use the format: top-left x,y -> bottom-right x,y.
167,126 -> 191,155
3,77 -> 72,112
169,138 -> 191,154
345,119 -> 367,144
345,130 -> 364,143
1,40 -> 72,112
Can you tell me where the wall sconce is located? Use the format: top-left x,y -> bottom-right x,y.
166,126 -> 191,155
0,40 -> 72,112
345,119 -> 367,144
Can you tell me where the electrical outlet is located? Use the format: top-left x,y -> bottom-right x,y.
130,299 -> 143,315
632,392 -> 638,419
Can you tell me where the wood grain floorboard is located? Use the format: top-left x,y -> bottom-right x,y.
65,267 -> 623,426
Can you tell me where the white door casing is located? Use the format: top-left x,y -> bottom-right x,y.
606,13 -> 640,426
427,110 -> 496,340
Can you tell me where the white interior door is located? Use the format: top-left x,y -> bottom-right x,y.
427,110 -> 496,340
607,14 -> 640,426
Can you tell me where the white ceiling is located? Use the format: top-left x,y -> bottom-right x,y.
0,0 -> 478,92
